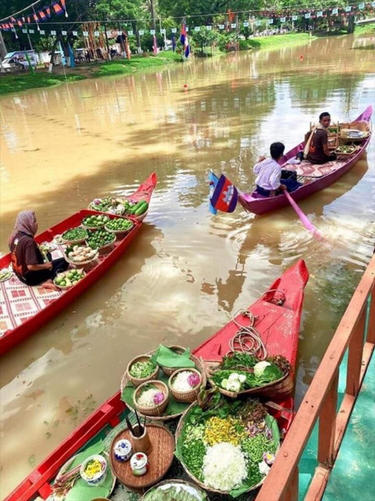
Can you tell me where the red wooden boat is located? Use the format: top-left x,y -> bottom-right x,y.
0,174 -> 157,356
239,106 -> 372,215
5,260 -> 308,501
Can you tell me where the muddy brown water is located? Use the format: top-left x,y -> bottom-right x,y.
0,34 -> 374,497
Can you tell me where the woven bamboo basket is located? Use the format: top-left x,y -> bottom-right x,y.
133,380 -> 169,416
205,359 -> 291,401
61,228 -> 88,246
168,368 -> 202,403
81,217 -> 110,231
142,479 -> 208,500
175,402 -> 279,495
160,345 -> 186,376
104,221 -> 134,239
53,271 -> 86,290
121,353 -> 206,421
126,355 -> 159,387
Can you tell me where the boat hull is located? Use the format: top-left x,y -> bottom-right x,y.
239,106 -> 372,215
0,174 -> 157,355
5,260 -> 309,501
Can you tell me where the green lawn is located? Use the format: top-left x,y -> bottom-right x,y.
92,51 -> 181,77
0,72 -> 85,96
246,33 -> 316,51
354,22 -> 375,35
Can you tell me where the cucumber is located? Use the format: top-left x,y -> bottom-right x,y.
134,201 -> 148,216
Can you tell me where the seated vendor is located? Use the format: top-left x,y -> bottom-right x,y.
254,142 -> 301,197
9,210 -> 68,287
305,112 -> 337,165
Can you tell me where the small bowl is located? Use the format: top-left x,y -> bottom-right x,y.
114,439 -> 132,462
133,380 -> 169,416
168,368 -> 202,403
126,355 -> 159,387
80,454 -> 107,486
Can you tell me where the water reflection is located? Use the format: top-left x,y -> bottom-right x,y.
0,33 -> 374,497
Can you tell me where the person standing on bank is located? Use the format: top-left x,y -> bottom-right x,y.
9,211 -> 68,288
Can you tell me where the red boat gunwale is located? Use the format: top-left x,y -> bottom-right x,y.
5,260 -> 309,501
239,106 -> 373,214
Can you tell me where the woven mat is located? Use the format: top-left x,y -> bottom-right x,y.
0,249 -> 64,338
287,159 -> 346,178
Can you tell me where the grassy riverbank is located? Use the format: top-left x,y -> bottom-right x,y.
0,51 -> 181,96
0,31 -> 330,96
354,22 -> 375,35
247,32 -> 316,51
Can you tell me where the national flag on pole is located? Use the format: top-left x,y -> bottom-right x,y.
45,7 -> 52,19
210,174 -> 238,213
17,19 -> 23,27
38,10 -> 47,21
180,23 -> 190,57
33,13 -> 39,22
27,16 -> 31,24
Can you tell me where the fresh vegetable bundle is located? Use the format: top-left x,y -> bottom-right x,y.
336,144 -> 358,155
209,352 -> 289,395
54,269 -> 85,288
66,245 -> 97,264
86,229 -> 115,250
176,395 -> 279,496
62,227 -> 87,243
105,217 -> 134,232
127,200 -> 148,217
89,197 -> 126,215
82,214 -> 110,229
0,269 -> 13,282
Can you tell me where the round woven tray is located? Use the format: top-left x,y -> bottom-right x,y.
53,272 -> 86,290
61,236 -> 87,246
104,220 -> 134,237
142,478 -> 208,500
87,237 -> 116,255
121,353 -> 206,422
110,423 -> 174,489
205,360 -> 291,400
65,251 -> 99,269
175,402 -> 280,495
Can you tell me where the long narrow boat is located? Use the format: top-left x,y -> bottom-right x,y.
0,174 -> 157,356
5,260 -> 308,501
239,106 -> 372,215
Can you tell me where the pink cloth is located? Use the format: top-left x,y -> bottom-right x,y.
9,210 -> 37,249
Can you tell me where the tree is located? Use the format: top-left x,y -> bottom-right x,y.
191,27 -> 219,55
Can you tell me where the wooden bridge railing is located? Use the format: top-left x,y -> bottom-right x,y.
256,254 -> 375,501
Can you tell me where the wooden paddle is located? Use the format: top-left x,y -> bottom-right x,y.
284,190 -> 324,240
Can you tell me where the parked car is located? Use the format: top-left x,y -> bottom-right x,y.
0,50 -> 38,72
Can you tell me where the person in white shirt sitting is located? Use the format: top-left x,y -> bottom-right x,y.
253,142 -> 300,197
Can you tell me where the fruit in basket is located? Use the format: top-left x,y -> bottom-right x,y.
54,269 -> 85,288
82,214 -> 110,228
62,227 -> 88,242
105,217 -> 134,232
336,144 -> 357,154
86,229 -> 115,249
89,198 -> 112,212
66,245 -> 97,263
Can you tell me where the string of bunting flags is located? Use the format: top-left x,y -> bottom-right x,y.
0,1 -> 374,33
0,0 -> 68,31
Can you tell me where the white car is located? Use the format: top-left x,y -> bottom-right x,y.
0,51 -> 38,72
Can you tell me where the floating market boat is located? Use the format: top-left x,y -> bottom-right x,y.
239,106 -> 372,215
5,259 -> 308,501
0,174 -> 157,356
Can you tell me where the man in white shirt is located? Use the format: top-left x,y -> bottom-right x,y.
253,142 -> 300,197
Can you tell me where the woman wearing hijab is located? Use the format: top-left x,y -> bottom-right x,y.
9,210 -> 68,287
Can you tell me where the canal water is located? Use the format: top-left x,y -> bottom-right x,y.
0,33 -> 374,497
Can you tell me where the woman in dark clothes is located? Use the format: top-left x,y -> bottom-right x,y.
9,210 -> 68,287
